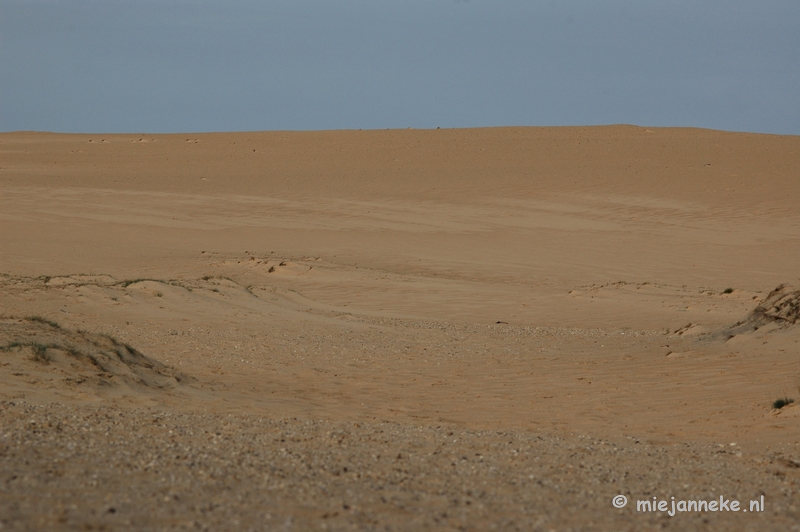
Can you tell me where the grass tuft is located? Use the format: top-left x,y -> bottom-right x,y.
119,278 -> 188,291
25,315 -> 61,328
773,397 -> 795,409
119,278 -> 157,288
0,341 -> 65,364
723,288 -> 734,294
30,343 -> 53,363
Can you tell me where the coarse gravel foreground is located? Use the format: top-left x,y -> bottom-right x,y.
1,401 -> 798,532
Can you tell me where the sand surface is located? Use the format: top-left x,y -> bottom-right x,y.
1,126 -> 799,530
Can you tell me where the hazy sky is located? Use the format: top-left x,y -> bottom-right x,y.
2,0 -> 798,134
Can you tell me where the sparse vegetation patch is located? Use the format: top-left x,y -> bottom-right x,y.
1,318 -> 191,388
119,278 -> 159,288
0,340 -> 80,364
25,316 -> 61,329
773,397 -> 794,410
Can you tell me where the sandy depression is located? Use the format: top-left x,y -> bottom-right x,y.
0,126 -> 798,530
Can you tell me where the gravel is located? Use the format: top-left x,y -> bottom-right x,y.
1,401 -> 798,531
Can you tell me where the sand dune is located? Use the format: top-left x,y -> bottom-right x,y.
1,126 -> 799,530
0,316 -> 192,404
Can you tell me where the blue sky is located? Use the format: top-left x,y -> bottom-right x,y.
1,0 -> 798,134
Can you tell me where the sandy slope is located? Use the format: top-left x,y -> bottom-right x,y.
0,126 -> 799,530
